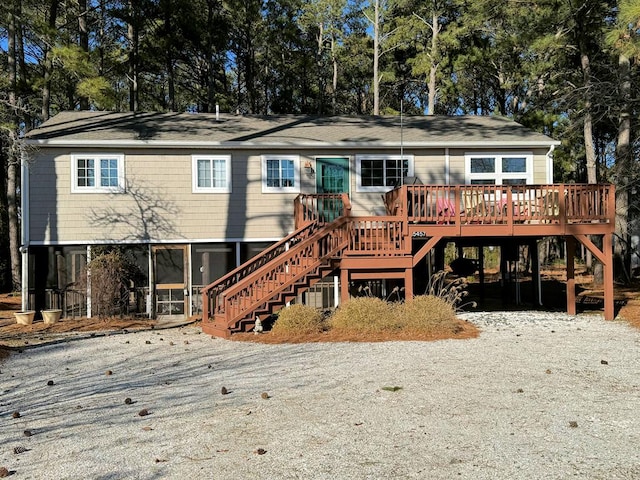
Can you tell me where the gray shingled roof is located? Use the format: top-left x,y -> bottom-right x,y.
25,111 -> 559,148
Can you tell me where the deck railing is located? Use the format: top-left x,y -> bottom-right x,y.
294,193 -> 352,227
347,217 -> 409,255
384,183 -> 615,226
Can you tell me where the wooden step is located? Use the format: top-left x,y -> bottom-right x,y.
202,320 -> 232,339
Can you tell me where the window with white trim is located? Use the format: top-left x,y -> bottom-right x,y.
192,155 -> 232,193
261,155 -> 300,193
356,155 -> 414,192
71,154 -> 125,193
465,152 -> 533,185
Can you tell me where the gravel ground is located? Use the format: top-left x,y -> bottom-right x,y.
1,311 -> 640,479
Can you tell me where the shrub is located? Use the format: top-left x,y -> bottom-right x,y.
83,249 -> 144,318
397,295 -> 459,334
426,270 -> 475,311
271,304 -> 325,335
329,297 -> 399,333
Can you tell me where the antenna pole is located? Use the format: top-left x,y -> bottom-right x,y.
400,99 -> 404,185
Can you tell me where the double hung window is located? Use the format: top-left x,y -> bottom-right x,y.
71,154 -> 125,193
192,155 -> 232,193
262,155 -> 300,193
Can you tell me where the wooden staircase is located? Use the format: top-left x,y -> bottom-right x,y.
201,194 -> 351,338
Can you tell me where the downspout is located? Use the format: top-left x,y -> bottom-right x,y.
546,145 -> 555,184
20,150 -> 29,311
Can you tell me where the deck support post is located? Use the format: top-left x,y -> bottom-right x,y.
478,245 -> 485,301
340,268 -> 350,304
404,268 -> 414,299
566,236 -> 576,316
603,233 -> 614,320
531,239 -> 541,306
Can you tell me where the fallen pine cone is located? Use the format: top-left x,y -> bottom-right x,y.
221,386 -> 228,395
124,398 -> 133,405
138,409 -> 150,417
261,392 -> 270,399
23,430 -> 32,437
11,411 -> 20,419
255,448 -> 267,455
47,380 -> 55,386
0,466 -> 9,477
569,421 -> 578,428
105,370 -> 113,376
13,446 -> 27,454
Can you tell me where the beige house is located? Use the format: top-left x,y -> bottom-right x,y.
23,111 -> 560,321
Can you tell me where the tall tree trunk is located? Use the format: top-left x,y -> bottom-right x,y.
316,22 -> 325,114
164,2 -> 176,111
427,9 -> 439,115
0,139 -> 9,291
7,141 -> 20,291
7,1 -> 21,290
614,53 -> 632,282
78,0 -> 89,110
128,0 -> 139,112
42,0 -> 59,120
581,53 -> 597,184
331,36 -> 338,115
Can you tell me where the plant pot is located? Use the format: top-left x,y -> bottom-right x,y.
15,311 -> 36,325
42,309 -> 63,324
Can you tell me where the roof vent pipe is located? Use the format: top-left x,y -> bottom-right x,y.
216,104 -> 219,121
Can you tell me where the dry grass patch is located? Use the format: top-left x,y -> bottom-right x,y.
398,295 -> 462,334
234,295 -> 479,344
271,304 -> 326,336
329,297 -> 399,334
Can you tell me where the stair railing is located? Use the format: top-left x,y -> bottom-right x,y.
213,215 -> 351,329
203,193 -> 351,327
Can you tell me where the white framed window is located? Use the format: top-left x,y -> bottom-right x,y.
192,155 -> 232,193
261,155 -> 300,193
356,154 -> 414,192
71,154 -> 125,193
465,152 -> 533,185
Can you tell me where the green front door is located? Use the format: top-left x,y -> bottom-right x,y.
316,157 -> 350,221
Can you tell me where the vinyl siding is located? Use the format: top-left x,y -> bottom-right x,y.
27,146 -> 551,244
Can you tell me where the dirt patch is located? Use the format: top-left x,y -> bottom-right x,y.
0,293 -> 159,350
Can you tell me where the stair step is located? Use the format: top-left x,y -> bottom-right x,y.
202,321 -> 232,339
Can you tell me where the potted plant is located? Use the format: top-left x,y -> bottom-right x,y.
42,309 -> 63,324
14,311 -> 36,325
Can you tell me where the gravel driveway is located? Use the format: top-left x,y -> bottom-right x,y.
1,311 -> 639,479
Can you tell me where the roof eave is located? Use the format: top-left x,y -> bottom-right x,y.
25,139 -> 562,149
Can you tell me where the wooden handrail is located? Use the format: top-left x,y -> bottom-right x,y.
201,221 -> 319,296
216,216 -> 351,326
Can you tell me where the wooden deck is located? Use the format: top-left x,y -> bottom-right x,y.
202,184 -> 615,337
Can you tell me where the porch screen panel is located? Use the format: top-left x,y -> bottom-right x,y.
156,249 -> 184,284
